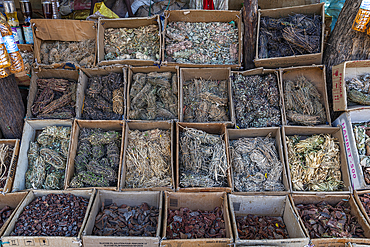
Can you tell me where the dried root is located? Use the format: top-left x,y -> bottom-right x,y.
0,144 -> 13,189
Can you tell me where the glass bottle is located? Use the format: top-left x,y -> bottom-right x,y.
51,0 -> 60,19
3,0 -> 24,44
42,0 -> 52,19
20,0 -> 33,44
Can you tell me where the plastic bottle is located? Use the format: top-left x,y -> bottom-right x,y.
0,67 -> 10,78
353,0 -> 370,33
20,0 -> 33,44
0,14 -> 24,73
0,34 -> 11,69
3,0 -> 24,44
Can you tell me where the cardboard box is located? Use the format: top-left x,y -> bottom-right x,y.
31,19 -> 96,69
0,192 -> 28,237
176,122 -> 232,192
162,10 -> 243,69
280,65 -> 331,126
126,66 -> 179,121
82,190 -> 163,247
332,109 -> 370,190
26,69 -> 82,120
255,3 -> 325,68
12,120 -> 73,192
282,126 -> 352,194
120,121 -> 175,191
228,128 -> 290,194
179,68 -> 235,127
332,60 -> 370,112
78,66 -> 127,120
97,16 -> 161,67
15,44 -> 33,86
0,139 -> 20,193
355,190 -> 370,228
2,189 -> 95,247
290,194 -> 370,247
161,191 -> 233,247
65,120 -> 124,191
231,68 -> 283,128
229,194 -> 308,246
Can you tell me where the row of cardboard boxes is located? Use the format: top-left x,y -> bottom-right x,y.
1,190 -> 370,247
26,65 -> 331,127
27,3 -> 325,71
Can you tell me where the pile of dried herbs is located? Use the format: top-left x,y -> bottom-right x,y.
0,144 -> 13,189
259,14 -> 322,59
20,49 -> 33,73
82,73 -> 124,120
232,73 -> 281,128
287,134 -> 343,191
284,76 -> 326,125
346,74 -> 370,105
125,129 -> 172,188
40,40 -> 95,67
165,22 -> 238,65
183,78 -> 229,123
128,72 -> 178,120
31,78 -> 76,119
179,127 -> 229,188
70,128 -> 121,188
25,126 -> 70,190
236,215 -> 288,239
353,123 -> 370,184
104,25 -> 160,61
230,134 -> 285,192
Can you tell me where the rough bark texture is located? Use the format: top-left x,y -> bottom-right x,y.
242,0 -> 258,70
323,0 -> 368,119
0,75 -> 25,139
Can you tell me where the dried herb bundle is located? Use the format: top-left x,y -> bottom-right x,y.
31,78 -> 76,119
287,134 -> 343,191
296,200 -> 365,238
284,76 -> 326,125
25,126 -> 71,190
232,73 -> 281,128
0,144 -> 13,188
128,72 -> 178,120
165,22 -> 238,65
183,78 -> 229,123
236,215 -> 288,239
40,40 -> 95,68
179,127 -> 229,188
347,74 -> 370,105
125,129 -> 172,188
93,203 -> 159,237
82,73 -> 123,120
230,134 -> 285,192
353,123 -> 370,184
104,25 -> 160,61
166,206 -> 225,239
259,14 -> 322,59
70,128 -> 121,188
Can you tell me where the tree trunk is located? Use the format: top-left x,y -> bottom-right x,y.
242,0 -> 258,70
0,75 -> 25,139
323,0 -> 369,119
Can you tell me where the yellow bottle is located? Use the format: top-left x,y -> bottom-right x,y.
353,0 -> 370,33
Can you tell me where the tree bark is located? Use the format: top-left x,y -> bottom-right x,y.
0,75 -> 25,139
242,0 -> 258,70
323,0 -> 369,118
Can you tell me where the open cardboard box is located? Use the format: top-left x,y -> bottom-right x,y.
126,66 -> 179,121
0,192 -> 28,237
280,65 -> 331,126
31,19 -> 96,69
179,68 -> 235,127
12,119 -> 73,192
162,10 -> 242,69
161,191 -> 233,246
78,66 -> 127,120
0,139 -> 20,193
2,189 -> 95,247
120,121 -> 175,191
65,120 -> 124,191
15,44 -> 33,86
97,16 -> 161,67
332,60 -> 370,112
290,194 -> 370,247
255,3 -> 325,68
82,190 -> 163,247
231,68 -> 283,128
228,127 -> 290,195
282,126 -> 352,194
229,194 -> 308,246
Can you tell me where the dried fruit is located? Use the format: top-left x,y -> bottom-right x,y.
236,215 -> 288,239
